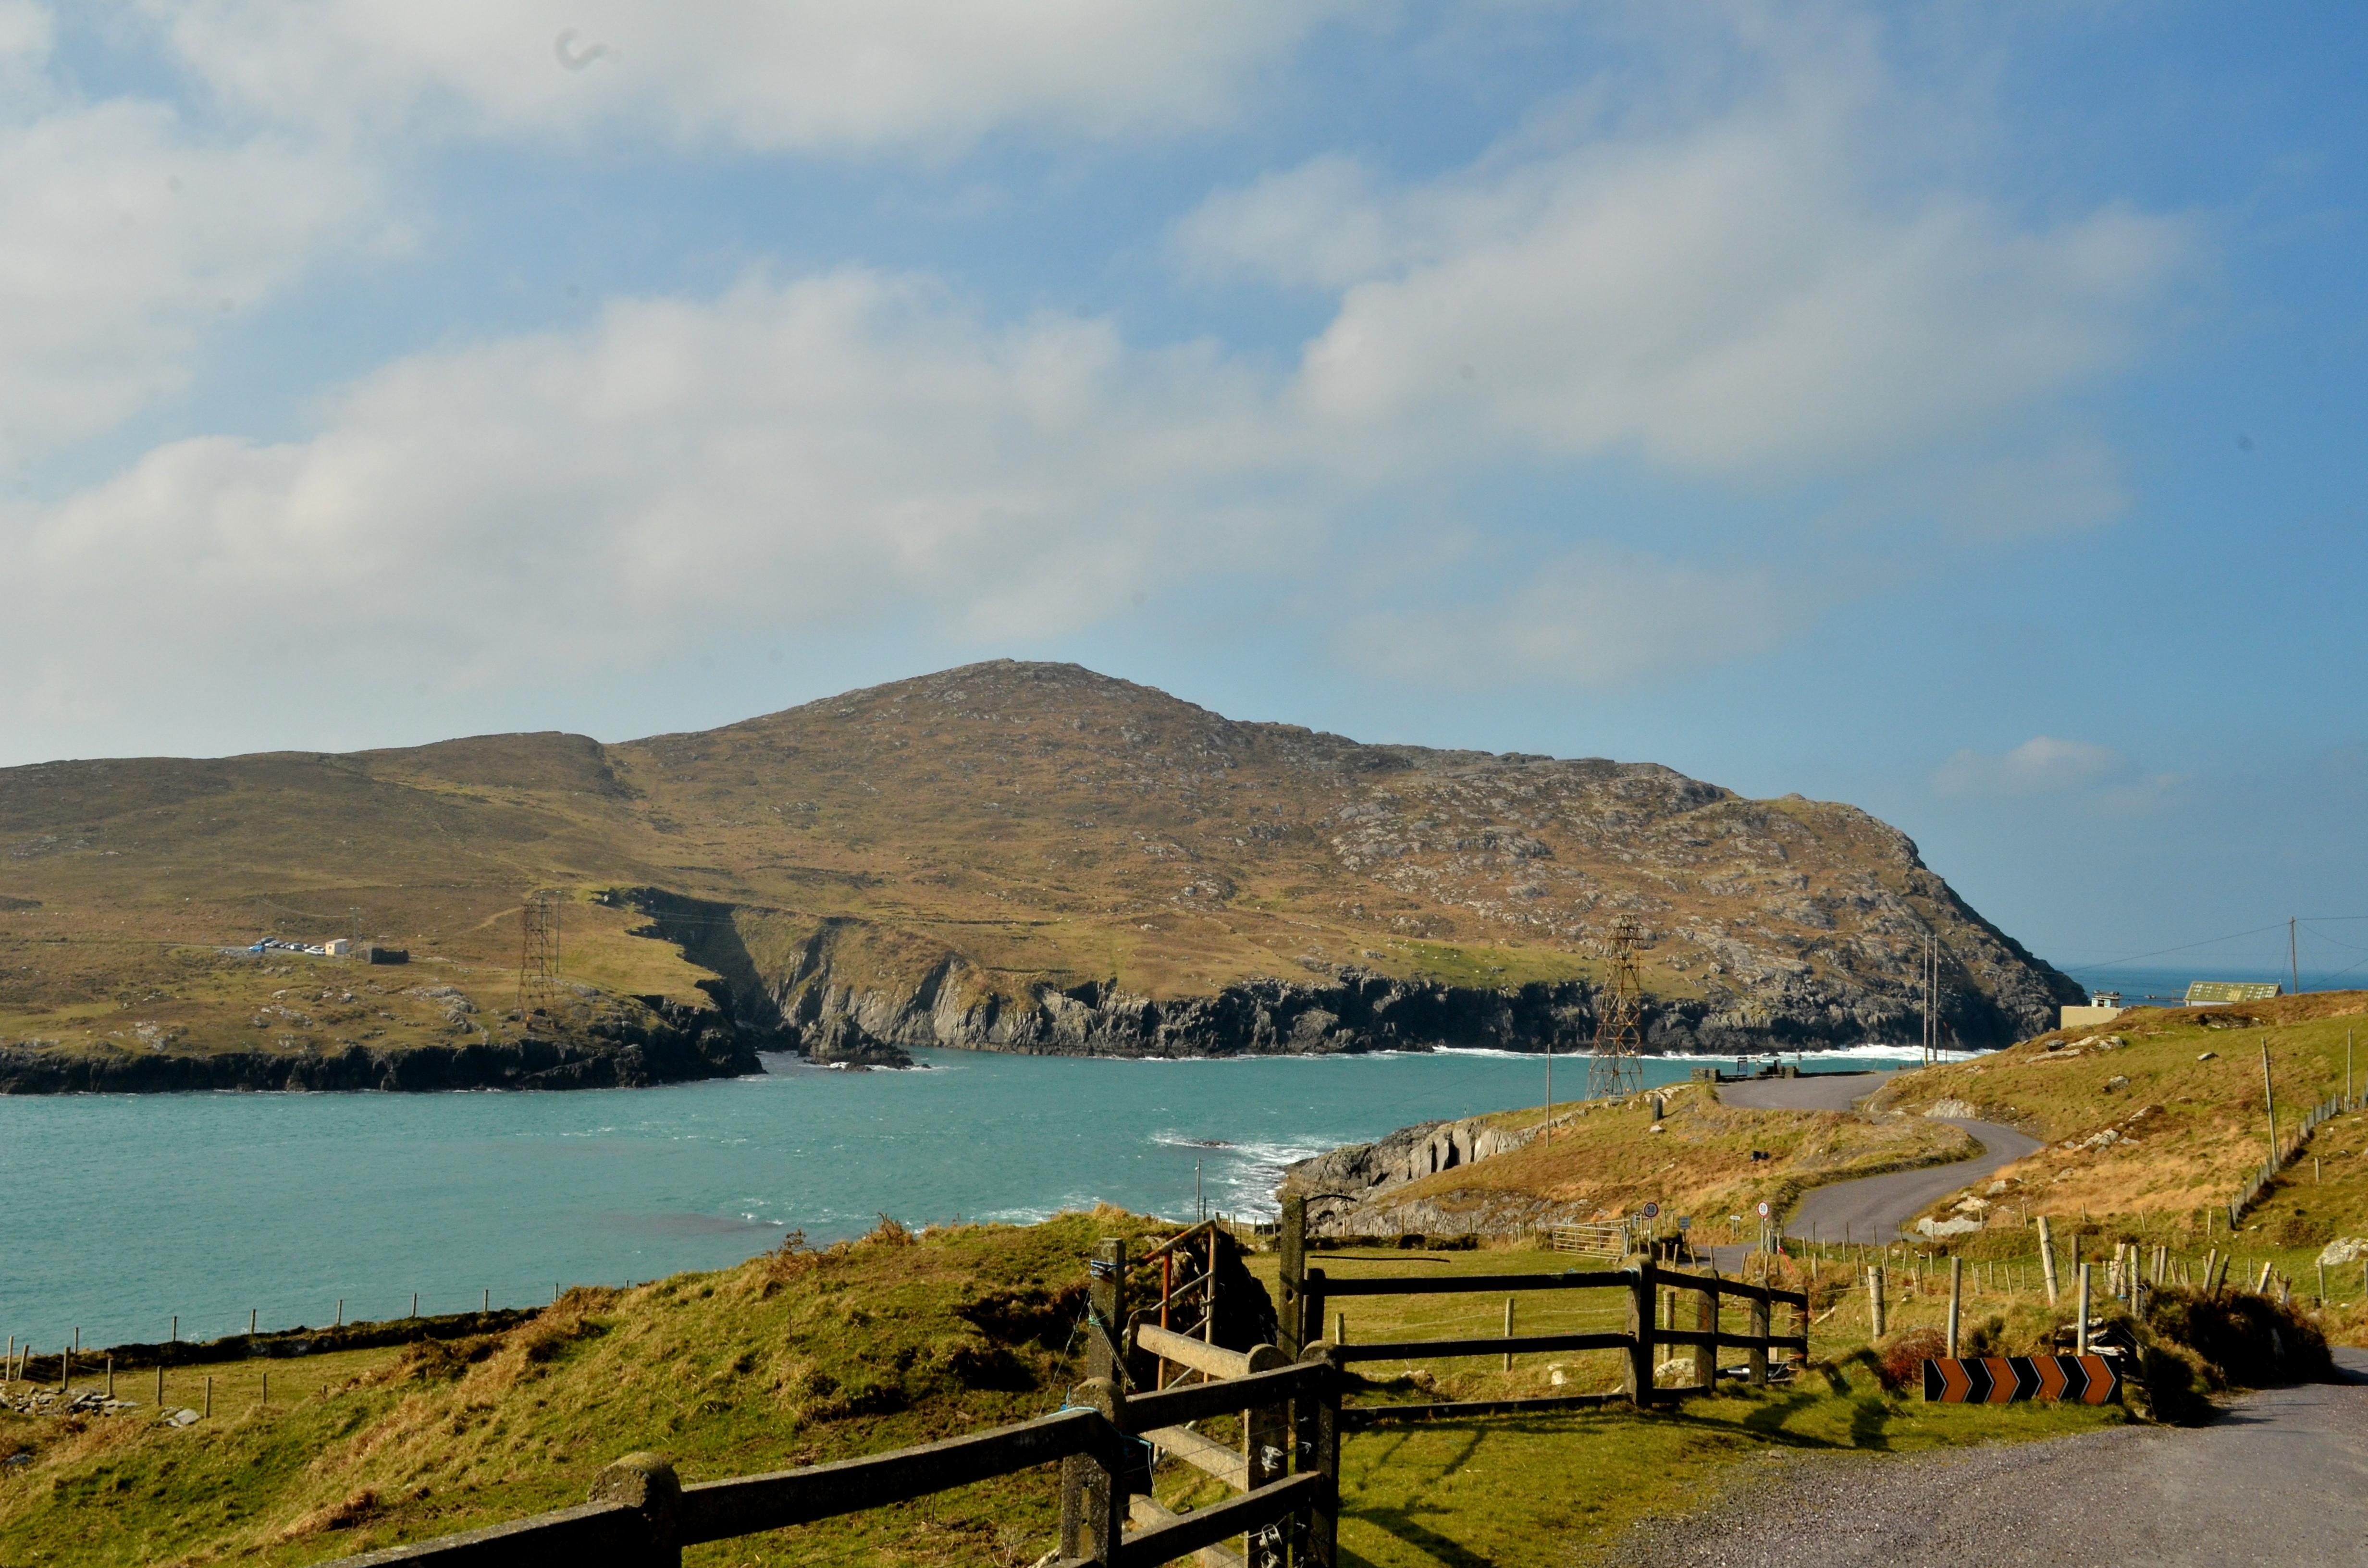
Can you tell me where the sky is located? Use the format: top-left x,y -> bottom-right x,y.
2,2 -> 2363,977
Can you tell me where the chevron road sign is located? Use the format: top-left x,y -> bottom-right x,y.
1922,1354 -> 2121,1405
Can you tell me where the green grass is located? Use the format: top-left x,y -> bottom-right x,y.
1326,1388 -> 2123,1568
0,1216 -> 2138,1568
1312,1079 -> 1974,1237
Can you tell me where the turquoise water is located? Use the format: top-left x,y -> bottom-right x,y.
0,1046 -> 1926,1350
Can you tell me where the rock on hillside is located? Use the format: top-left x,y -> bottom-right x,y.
0,660 -> 2080,1081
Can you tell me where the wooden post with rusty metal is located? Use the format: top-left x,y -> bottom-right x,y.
1062,1238 -> 1128,1559
1061,1378 -> 1129,1566
2037,1215 -> 2060,1305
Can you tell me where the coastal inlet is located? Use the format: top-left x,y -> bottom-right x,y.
0,1046 -> 1925,1348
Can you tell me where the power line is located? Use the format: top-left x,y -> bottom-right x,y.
2059,922 -> 2290,974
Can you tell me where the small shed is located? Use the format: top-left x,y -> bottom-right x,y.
2183,980 -> 2281,1006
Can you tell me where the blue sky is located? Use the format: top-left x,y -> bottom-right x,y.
3,2 -> 2363,975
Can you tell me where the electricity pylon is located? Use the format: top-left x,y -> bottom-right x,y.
1586,918 -> 1648,1099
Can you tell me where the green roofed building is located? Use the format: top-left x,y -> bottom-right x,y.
2184,980 -> 2282,1005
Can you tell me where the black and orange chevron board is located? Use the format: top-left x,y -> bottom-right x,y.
1921,1354 -> 2121,1405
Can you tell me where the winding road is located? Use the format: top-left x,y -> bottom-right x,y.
1720,1070 -> 2042,1245
1623,1348 -> 2368,1566
1648,1070 -> 2368,1566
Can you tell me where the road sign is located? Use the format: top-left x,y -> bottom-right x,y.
1676,1216 -> 1691,1230
1922,1355 -> 2121,1406
1756,1201 -> 1772,1218
1641,1202 -> 1660,1218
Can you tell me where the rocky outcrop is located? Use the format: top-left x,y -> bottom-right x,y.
801,1012 -> 915,1070
0,994 -> 759,1094
1276,1112 -> 1573,1235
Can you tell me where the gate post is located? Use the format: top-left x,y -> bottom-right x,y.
1626,1256 -> 1657,1404
1695,1276 -> 1717,1389
589,1452 -> 682,1568
1277,1196 -> 1307,1360
1297,1343 -> 1341,1568
1059,1378 -> 1128,1565
1064,1240 -> 1129,1559
1746,1289 -> 1769,1386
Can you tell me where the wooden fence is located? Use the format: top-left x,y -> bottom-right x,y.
1278,1198 -> 1808,1426
2229,1092 -> 2343,1226
324,1201 -> 1809,1567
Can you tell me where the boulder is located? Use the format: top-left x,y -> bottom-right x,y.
2317,1237 -> 2368,1267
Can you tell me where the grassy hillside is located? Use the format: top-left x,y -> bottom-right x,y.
0,1215 -> 2133,1568
1,662 -> 2077,1079
1872,991 -> 2368,1225
1290,1080 -> 1977,1237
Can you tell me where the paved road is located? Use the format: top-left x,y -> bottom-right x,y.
1621,1348 -> 2368,1566
1719,1071 -> 2043,1246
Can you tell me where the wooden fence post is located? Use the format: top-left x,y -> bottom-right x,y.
1299,1344 -> 1341,1568
1868,1267 -> 1886,1338
2075,1263 -> 2092,1355
588,1452 -> 682,1568
2037,1216 -> 2060,1305
1065,1238 -> 1128,1560
1502,1298 -> 1514,1373
1303,1269 -> 1328,1373
1626,1257 -> 1657,1404
1694,1277 -> 1717,1389
1746,1289 -> 1769,1386
1946,1257 -> 1962,1359
1277,1196 -> 1306,1360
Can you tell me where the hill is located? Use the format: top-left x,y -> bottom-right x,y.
0,661 -> 2078,1089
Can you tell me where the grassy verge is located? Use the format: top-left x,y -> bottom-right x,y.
1,1219 -> 2141,1568
1319,1078 -> 1975,1237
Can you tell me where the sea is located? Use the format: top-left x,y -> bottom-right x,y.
1,1043 -> 1942,1349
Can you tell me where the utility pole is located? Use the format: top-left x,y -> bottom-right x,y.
2291,918 -> 2301,997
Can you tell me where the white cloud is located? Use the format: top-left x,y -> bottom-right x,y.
1183,61 -> 2194,480
1933,737 -> 2128,797
0,6 -> 380,466
1335,548 -> 1810,688
143,0 -> 1333,156
2,271 -> 1310,747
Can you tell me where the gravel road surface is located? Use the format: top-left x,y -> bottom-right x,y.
1719,1071 -> 2043,1245
1621,1348 -> 2368,1566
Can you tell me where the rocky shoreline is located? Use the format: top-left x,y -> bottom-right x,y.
0,996 -> 760,1094
741,952 -> 2032,1063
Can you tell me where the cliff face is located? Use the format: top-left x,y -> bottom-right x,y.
633,901 -> 2045,1061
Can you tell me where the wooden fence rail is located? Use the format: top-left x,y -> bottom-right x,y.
327,1202 -> 1815,1568
1283,1201 -> 1811,1423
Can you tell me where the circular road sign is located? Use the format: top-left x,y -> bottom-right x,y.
1641,1201 -> 1661,1219
1756,1200 -> 1773,1218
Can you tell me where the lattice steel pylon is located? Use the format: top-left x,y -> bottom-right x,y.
517,889 -> 561,1022
1585,918 -> 1649,1100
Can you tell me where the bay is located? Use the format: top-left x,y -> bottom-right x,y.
0,1045 -> 1926,1349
